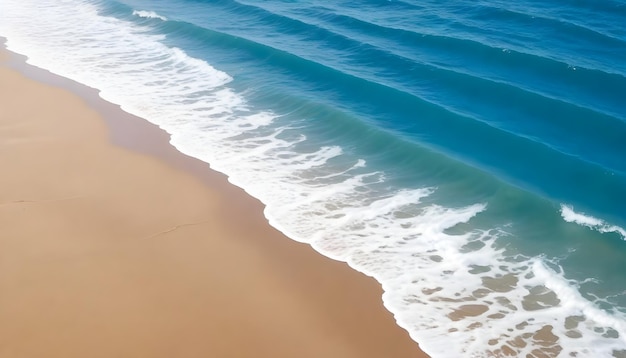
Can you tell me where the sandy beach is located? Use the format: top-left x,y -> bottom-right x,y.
0,43 -> 428,358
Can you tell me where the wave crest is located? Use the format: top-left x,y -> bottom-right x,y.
560,204 -> 626,239
132,10 -> 167,21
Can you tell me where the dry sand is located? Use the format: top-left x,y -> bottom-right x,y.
0,45 -> 428,358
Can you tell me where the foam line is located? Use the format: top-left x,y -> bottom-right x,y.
132,10 -> 167,21
561,204 -> 626,239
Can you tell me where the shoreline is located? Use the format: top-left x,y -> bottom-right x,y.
0,40 -> 429,358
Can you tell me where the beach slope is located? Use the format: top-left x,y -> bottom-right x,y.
0,47 -> 427,358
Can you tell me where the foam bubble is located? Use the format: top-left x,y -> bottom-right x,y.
561,204 -> 626,239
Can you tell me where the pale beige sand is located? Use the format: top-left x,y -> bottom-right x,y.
0,46 -> 429,358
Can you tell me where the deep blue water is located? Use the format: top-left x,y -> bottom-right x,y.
1,0 -> 625,356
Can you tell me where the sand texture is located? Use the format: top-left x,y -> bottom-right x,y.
0,47 -> 428,358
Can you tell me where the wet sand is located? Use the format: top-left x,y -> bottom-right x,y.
0,44 -> 428,358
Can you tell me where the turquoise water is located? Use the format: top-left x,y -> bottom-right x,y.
1,0 -> 625,356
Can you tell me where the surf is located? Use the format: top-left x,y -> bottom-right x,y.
2,0 -> 626,356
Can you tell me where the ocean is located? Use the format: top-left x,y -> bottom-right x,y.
1,0 -> 625,356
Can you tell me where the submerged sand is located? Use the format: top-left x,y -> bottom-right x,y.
0,45 -> 428,357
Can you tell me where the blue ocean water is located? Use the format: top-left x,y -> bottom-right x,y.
1,0 -> 625,356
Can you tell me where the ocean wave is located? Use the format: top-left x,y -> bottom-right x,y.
151,0 -> 626,210
132,10 -> 167,21
561,204 -> 626,239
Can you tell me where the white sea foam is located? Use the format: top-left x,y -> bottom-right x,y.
132,10 -> 167,21
561,204 -> 626,239
2,1 -> 626,356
